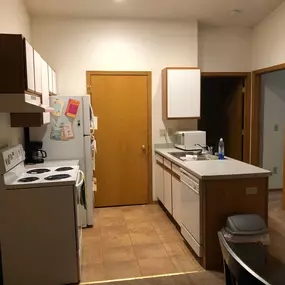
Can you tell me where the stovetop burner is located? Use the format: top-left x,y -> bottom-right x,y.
44,174 -> 71,181
18,177 -> 40,183
27,168 -> 51,174
55,167 -> 74,172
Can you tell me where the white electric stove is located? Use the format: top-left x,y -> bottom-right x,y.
4,164 -> 80,188
0,145 -> 83,285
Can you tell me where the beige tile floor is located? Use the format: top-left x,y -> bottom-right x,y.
81,204 -> 203,282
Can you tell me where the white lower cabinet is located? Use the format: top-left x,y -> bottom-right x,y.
163,166 -> 172,214
155,156 -> 164,203
172,173 -> 181,226
155,156 -> 181,225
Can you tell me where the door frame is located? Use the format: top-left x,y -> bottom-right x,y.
86,71 -> 153,203
201,72 -> 252,163
251,63 -> 285,166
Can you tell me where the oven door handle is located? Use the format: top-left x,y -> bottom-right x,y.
76,170 -> 84,188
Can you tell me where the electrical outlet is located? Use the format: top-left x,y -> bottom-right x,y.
273,167 -> 278,174
159,129 -> 167,137
274,124 -> 279,131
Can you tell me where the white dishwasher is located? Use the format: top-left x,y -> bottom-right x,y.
180,169 -> 202,257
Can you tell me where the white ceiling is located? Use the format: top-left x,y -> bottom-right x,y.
25,0 -> 283,27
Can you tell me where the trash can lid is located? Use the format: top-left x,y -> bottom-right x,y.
226,214 -> 268,236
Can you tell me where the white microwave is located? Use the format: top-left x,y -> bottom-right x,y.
175,131 -> 206,151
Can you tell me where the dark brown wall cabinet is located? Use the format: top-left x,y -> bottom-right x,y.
0,34 -> 56,127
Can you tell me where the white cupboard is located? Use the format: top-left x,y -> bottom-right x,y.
34,50 -> 42,95
163,161 -> 172,214
52,69 -> 57,94
41,60 -> 51,124
155,155 -> 164,203
172,164 -> 181,225
162,68 -> 201,119
25,40 -> 35,92
48,66 -> 53,94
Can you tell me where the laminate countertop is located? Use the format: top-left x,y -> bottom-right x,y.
155,148 -> 271,180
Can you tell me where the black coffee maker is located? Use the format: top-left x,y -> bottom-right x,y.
25,141 -> 47,164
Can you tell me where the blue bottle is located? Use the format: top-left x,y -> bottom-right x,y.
218,138 -> 225,160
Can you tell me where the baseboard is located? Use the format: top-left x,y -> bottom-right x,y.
269,188 -> 282,192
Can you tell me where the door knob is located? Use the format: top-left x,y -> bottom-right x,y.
142,145 -> 147,151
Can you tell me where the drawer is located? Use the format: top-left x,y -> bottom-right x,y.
164,158 -> 172,170
172,163 -> 180,177
155,154 -> 164,164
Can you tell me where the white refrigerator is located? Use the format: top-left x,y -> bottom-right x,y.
30,95 -> 95,227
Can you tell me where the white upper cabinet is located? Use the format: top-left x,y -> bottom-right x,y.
162,68 -> 201,119
48,66 -> 57,95
25,40 -> 35,92
48,65 -> 53,94
41,59 -> 51,124
34,50 -> 42,95
52,69 -> 57,94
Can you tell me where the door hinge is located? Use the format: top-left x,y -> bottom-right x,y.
242,129 -> 244,136
87,85 -> 92,95
242,87 -> 245,93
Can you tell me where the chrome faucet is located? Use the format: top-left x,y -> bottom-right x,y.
195,144 -> 213,155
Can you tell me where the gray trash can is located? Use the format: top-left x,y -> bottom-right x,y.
222,214 -> 270,270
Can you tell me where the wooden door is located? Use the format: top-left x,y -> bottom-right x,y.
224,79 -> 244,160
89,72 -> 151,207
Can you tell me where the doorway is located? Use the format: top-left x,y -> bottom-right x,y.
259,70 -> 285,191
86,71 -> 152,208
199,74 -> 251,162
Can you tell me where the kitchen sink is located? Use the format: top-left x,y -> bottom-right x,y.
169,151 -> 220,161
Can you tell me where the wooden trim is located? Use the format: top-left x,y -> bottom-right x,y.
86,70 -> 153,204
172,171 -> 180,181
86,71 -> 150,76
251,63 -> 285,166
34,91 -> 42,97
163,165 -> 172,174
253,63 -> 285,75
164,67 -> 200,70
243,73 -> 251,163
270,188 -> 282,192
201,72 -> 250,77
167,117 -> 201,120
251,72 -> 261,166
201,72 -> 251,163
156,160 -> 164,168
26,88 -> 35,94
162,68 -> 168,120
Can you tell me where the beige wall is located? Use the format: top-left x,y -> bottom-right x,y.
252,2 -> 285,70
0,0 -> 31,147
198,25 -> 252,72
32,18 -> 199,145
